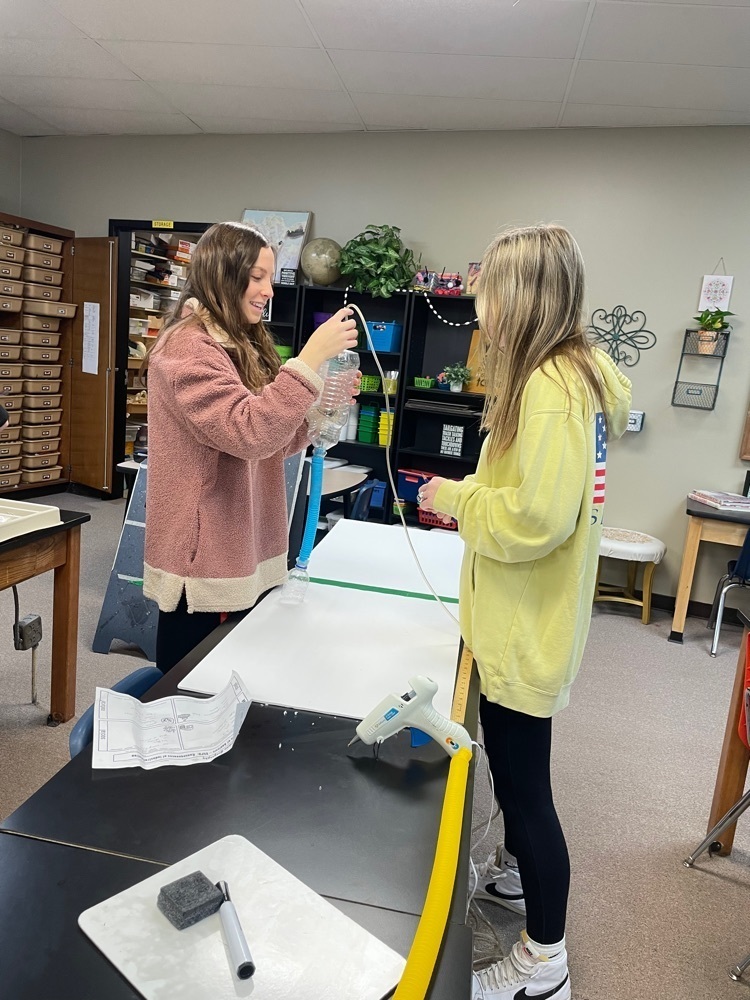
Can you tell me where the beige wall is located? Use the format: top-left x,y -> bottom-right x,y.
0,128 -> 21,213
18,126 -> 750,604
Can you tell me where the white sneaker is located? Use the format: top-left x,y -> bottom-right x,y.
472,935 -> 571,1000
473,846 -> 526,915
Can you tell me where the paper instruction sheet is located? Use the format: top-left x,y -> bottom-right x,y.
92,671 -> 251,770
82,301 -> 100,375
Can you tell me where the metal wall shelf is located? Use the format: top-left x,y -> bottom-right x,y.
671,328 -> 729,411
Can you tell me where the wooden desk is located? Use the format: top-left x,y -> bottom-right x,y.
0,509 -> 90,723
669,499 -> 750,643
706,613 -> 750,854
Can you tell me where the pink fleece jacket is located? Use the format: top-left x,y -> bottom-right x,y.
143,322 -> 322,613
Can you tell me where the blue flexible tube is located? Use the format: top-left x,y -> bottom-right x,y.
297,447 -> 325,568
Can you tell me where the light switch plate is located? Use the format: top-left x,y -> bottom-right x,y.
626,410 -> 644,432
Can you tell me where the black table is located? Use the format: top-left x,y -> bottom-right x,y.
0,830 -> 473,1000
0,507 -> 90,722
1,616 -> 478,996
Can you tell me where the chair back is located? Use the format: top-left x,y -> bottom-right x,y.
734,528 -> 750,583
351,482 -> 376,522
68,665 -> 163,758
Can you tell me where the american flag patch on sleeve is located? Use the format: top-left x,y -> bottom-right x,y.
593,412 -> 607,505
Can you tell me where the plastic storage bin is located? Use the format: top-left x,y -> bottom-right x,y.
0,279 -> 23,297
0,262 -> 22,280
22,364 -> 62,379
22,437 -> 60,455
0,389 -> 23,405
21,453 -> 59,470
397,469 -> 434,503
365,321 -> 403,353
0,364 -> 22,378
0,347 -> 22,361
22,331 -> 61,347
0,426 -> 21,442
23,283 -> 62,302
23,234 -> 63,255
0,471 -> 22,488
4,410 -> 21,426
23,299 -> 75,318
21,465 -> 62,485
413,377 -> 436,389
24,393 -> 62,409
23,379 -> 61,394
23,423 -> 60,440
0,330 -> 21,345
0,457 -> 21,473
22,408 -> 62,425
24,249 -> 62,271
359,375 -> 381,392
417,508 -> 458,530
0,442 -> 21,458
0,227 -> 24,247
0,246 -> 24,265
22,347 -> 61,362
23,314 -> 60,332
22,266 -> 62,287
0,296 -> 22,313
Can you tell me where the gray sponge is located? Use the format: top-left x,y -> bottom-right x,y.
157,870 -> 224,930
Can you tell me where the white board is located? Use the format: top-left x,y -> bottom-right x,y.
179,584 -> 460,720
79,835 -> 405,1000
310,519 -> 463,599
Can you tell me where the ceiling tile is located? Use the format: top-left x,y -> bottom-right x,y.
330,50 -> 572,102
302,0 -> 589,58
0,0 -> 85,38
0,98 -> 61,135
101,41 -> 341,90
583,3 -> 750,69
569,60 -> 750,111
191,115 -> 362,133
0,77 -> 173,112
27,107 -> 201,134
352,92 -> 560,129
151,82 -> 361,123
562,102 -> 750,127
0,38 -> 136,79
48,0 -> 316,46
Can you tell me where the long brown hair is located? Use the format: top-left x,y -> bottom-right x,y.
476,223 -> 607,461
148,221 -> 280,392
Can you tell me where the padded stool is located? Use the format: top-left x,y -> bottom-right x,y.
595,527 -> 666,624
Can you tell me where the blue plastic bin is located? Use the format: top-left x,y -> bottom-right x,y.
397,469 -> 432,503
370,479 -> 386,508
366,321 -> 403,353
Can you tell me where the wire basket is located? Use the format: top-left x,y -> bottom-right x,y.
359,374 -> 381,392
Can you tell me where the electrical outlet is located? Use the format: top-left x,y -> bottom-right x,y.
14,613 -> 42,651
626,410 -> 645,433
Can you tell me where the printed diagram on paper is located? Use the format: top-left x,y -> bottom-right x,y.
92,672 -> 251,770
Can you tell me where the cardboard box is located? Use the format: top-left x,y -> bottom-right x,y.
130,290 -> 157,310
167,237 -> 197,254
465,328 -> 487,395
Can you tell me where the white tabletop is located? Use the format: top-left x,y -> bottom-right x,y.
309,518 -> 463,601
311,467 -> 368,498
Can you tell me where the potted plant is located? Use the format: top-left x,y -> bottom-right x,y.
339,224 -> 420,298
693,308 -> 734,354
441,363 -> 472,392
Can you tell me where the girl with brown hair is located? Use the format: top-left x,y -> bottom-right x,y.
144,221 -> 359,673
418,224 -> 632,999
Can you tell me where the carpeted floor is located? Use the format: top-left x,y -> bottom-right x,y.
1,490 -> 749,999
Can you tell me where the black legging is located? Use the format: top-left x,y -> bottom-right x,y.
479,696 -> 570,944
156,593 -> 223,674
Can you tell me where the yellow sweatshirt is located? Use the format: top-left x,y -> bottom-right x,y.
434,348 -> 632,718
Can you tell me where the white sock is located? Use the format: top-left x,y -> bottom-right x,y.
501,847 -> 519,869
523,931 -> 566,960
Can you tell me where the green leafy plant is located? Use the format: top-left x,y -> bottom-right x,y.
442,363 -> 472,385
339,224 -> 419,298
694,308 -> 734,332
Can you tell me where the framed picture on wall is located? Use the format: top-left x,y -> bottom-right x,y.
240,210 -> 311,281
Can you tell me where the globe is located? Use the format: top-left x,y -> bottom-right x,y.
300,238 -> 342,286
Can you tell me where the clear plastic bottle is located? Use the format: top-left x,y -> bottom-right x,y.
306,350 -> 360,450
280,349 -> 360,606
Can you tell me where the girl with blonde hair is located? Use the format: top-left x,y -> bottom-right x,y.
144,221 -> 359,673
418,224 -> 632,999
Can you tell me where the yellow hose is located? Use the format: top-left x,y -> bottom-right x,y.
393,745 -> 473,999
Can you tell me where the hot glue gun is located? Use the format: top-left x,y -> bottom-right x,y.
348,675 -> 472,758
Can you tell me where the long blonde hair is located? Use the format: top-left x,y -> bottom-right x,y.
476,223 -> 607,461
149,221 -> 280,392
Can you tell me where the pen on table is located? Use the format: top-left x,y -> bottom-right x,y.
216,880 -> 256,980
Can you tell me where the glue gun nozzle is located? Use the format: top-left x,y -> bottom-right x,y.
347,735 -> 360,748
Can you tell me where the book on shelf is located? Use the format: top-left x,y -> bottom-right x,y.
688,490 -> 750,510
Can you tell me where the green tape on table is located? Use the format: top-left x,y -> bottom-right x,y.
310,577 -> 459,604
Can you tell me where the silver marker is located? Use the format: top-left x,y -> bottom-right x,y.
216,881 -> 255,980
